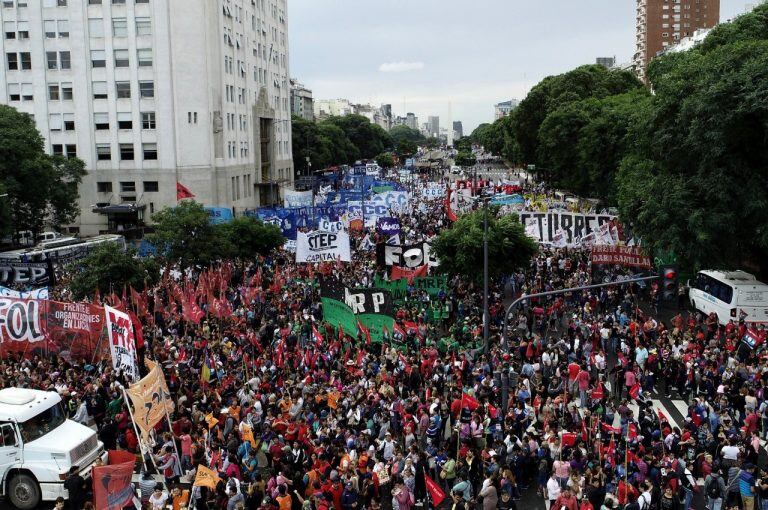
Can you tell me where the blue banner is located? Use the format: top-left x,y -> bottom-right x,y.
376,217 -> 401,237
206,207 -> 234,224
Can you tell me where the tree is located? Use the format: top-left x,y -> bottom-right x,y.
325,115 -> 392,159
69,242 -> 159,300
617,4 -> 768,272
389,125 -> 425,145
454,151 -> 477,167
375,152 -> 395,168
396,139 -> 418,157
431,207 -> 538,283
0,105 -> 86,236
146,201 -> 230,268
216,216 -> 284,260
454,137 -> 472,152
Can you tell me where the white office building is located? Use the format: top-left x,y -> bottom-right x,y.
0,0 -> 293,236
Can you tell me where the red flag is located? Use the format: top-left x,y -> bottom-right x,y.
601,423 -> 622,435
357,319 -> 372,346
391,264 -> 428,283
176,182 -> 195,200
312,324 -> 324,347
393,322 -> 406,340
591,382 -> 604,400
561,432 -> 577,447
337,322 -> 345,341
461,392 -> 480,411
127,310 -> 145,350
425,474 -> 446,507
92,451 -> 135,510
403,320 -> 423,339
657,409 -> 668,422
629,383 -> 641,400
581,421 -> 588,442
628,423 -> 638,440
94,287 -> 102,306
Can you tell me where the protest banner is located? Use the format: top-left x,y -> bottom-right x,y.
194,465 -> 222,490
391,264 -> 428,283
0,298 -> 106,360
591,245 -> 652,269
517,211 -> 616,246
0,260 -> 55,287
0,285 -> 48,299
104,305 -> 139,382
283,189 -> 313,208
125,359 -> 174,437
376,217 -> 401,237
92,450 -> 136,510
373,276 -> 447,304
376,242 -> 439,268
296,229 -> 351,263
320,277 -> 395,342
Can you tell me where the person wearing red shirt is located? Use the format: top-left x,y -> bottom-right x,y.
553,487 -> 579,510
568,361 -> 580,397
577,367 -> 591,408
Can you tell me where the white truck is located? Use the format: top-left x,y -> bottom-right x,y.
0,388 -> 106,509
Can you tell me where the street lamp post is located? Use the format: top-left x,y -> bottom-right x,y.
482,196 -> 489,355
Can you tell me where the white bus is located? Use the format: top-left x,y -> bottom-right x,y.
689,270 -> 768,325
0,235 -> 125,264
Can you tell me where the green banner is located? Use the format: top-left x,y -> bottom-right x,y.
373,276 -> 448,304
321,297 -> 394,343
371,185 -> 394,193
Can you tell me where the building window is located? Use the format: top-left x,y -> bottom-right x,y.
92,80 -> 107,99
63,113 -> 74,131
91,50 -> 106,68
142,143 -> 157,160
141,111 -> 155,129
4,21 -> 14,39
120,182 -> 136,194
19,52 -> 30,70
88,18 -> 104,38
6,52 -> 18,70
49,113 -> 62,131
7,83 -> 19,101
96,143 -> 111,160
97,181 -> 112,193
139,81 -> 154,98
136,0 -> 148,3
112,18 -> 127,37
61,82 -> 72,100
94,112 -> 109,130
115,81 -> 131,98
114,49 -> 129,67
119,144 -> 134,160
48,83 -> 60,100
16,21 -> 28,39
65,144 -> 76,157
136,17 -> 151,35
143,181 -> 158,192
43,0 -> 68,6
52,144 -> 64,156
59,51 -> 70,69
117,112 -> 132,129
47,51 -> 58,70
44,20 -> 56,38
137,48 -> 152,67
112,0 -> 126,4
88,0 -> 102,4
57,20 -> 68,37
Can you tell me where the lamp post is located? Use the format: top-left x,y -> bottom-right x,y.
482,195 -> 490,356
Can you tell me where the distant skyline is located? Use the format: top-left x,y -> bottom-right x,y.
289,0 -> 749,133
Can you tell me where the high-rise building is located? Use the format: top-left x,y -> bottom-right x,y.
427,116 -> 439,138
290,79 -> 313,121
633,0 -> 719,82
494,100 -> 518,120
314,98 -> 353,119
596,57 -> 616,69
0,0 -> 293,236
405,112 -> 417,130
452,121 -> 463,139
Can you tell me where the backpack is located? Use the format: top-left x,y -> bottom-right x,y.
706,477 -> 722,499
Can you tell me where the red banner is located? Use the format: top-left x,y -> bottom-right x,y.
590,245 -> 651,269
391,264 -> 428,283
425,475 -> 446,507
93,450 -> 135,510
0,298 -> 108,360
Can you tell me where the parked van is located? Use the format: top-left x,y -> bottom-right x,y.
689,270 -> 768,325
0,388 -> 106,509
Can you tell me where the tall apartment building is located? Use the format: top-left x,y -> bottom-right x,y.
427,116 -> 439,138
404,112 -> 417,130
0,0 -> 293,237
633,0 -> 719,82
313,98 -> 351,119
452,121 -> 463,139
289,78 -> 313,121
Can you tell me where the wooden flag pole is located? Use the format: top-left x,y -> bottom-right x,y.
121,387 -> 148,472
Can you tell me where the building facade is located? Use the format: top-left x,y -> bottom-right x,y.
596,56 -> 616,68
494,99 -> 518,120
289,78 -> 313,121
633,0 -> 719,82
0,0 -> 293,237
427,115 -> 439,138
452,121 -> 463,139
313,98 -> 351,119
404,112 -> 417,130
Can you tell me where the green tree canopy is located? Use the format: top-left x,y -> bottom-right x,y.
396,139 -> 418,157
325,115 -> 392,160
146,201 -> 230,268
617,4 -> 768,272
432,206 -> 538,283
0,105 -> 86,236
454,151 -> 477,167
389,124 -> 425,145
69,242 -> 159,300
375,152 -> 395,168
216,216 -> 284,260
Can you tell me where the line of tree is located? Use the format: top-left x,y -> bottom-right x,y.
471,4 -> 768,273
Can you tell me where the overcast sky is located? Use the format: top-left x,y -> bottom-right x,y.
288,0 -> 750,133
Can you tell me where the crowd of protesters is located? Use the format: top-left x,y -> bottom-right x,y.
2,164 -> 768,510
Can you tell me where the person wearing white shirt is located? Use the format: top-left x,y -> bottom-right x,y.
546,473 -> 561,510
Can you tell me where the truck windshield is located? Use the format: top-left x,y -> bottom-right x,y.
18,403 -> 66,443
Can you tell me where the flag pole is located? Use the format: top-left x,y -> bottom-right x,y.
121,387 -> 148,472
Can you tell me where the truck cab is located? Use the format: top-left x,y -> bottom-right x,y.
0,388 -> 106,509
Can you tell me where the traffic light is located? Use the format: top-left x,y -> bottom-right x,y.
660,265 -> 678,301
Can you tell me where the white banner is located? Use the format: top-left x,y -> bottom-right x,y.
104,305 -> 139,382
296,229 -> 351,263
283,189 -> 313,208
370,191 -> 410,213
0,286 -> 48,300
421,186 -> 445,199
518,211 -> 616,247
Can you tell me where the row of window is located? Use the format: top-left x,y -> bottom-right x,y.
88,17 -> 151,38
96,142 -> 156,161
2,0 -> 150,7
227,141 -> 250,159
230,174 -> 253,201
6,48 -> 152,71
97,180 -> 157,194
94,111 -> 155,130
91,48 -> 153,68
